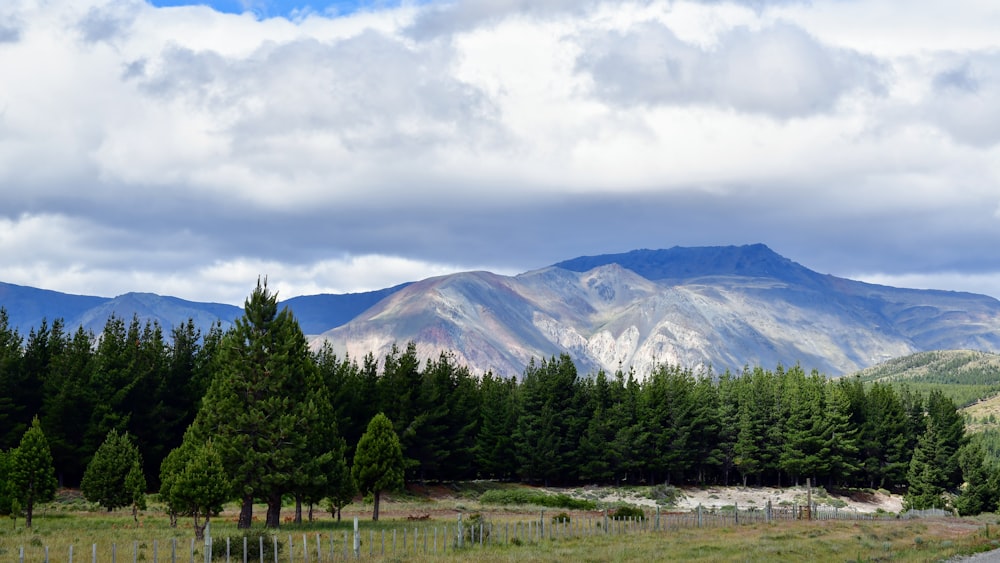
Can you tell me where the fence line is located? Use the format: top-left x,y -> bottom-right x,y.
13,504 -> 925,562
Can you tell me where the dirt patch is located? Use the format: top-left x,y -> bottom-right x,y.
672,485 -> 903,514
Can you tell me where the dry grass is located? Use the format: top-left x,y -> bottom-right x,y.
2,490 -> 999,562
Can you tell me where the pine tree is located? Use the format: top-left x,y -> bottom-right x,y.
191,278 -> 326,529
954,442 -> 997,516
0,308 -> 26,449
473,372 -> 518,480
159,439 -> 230,539
9,417 -> 58,527
125,460 -> 147,523
352,413 -> 404,521
81,429 -> 143,511
39,325 -> 95,487
904,422 -> 948,510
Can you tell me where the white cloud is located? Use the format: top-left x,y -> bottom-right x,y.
1,0 -> 1000,303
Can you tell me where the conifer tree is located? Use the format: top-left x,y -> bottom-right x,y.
9,417 -> 58,527
954,442 -> 996,516
191,278 -> 330,528
352,413 -> 404,521
81,429 -> 143,511
159,439 -> 230,539
905,422 -> 948,510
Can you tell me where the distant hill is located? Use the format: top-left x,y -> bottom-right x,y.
0,282 -> 409,340
854,349 -> 1000,407
284,283 -> 412,335
5,244 -> 1000,379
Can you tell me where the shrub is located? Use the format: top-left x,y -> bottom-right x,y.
647,484 -> 684,506
208,533 -> 281,561
551,511 -> 571,523
611,505 -> 645,520
479,489 -> 596,510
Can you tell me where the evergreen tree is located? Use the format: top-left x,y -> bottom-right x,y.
905,422 -> 948,510
715,371 -> 741,485
859,382 -> 909,490
39,325 -> 94,487
352,413 -> 404,521
926,389 -> 966,488
159,439 -> 230,540
9,417 -> 58,527
473,372 -> 519,480
81,429 -> 143,511
577,371 -> 616,483
954,442 -> 997,516
191,278 -> 326,529
125,460 -> 147,523
643,364 -> 696,485
818,380 -> 859,488
0,449 -> 14,516
0,309 -> 26,449
324,451 -> 357,522
777,367 -> 824,486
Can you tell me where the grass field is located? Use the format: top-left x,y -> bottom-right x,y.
2,487 -> 999,562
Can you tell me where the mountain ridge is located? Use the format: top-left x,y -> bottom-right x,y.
3,244 -> 1000,378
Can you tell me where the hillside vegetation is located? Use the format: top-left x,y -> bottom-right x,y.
854,350 -> 1000,408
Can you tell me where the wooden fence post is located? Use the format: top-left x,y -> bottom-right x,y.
352,517 -> 360,559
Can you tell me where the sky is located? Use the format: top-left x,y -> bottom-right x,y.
2,0 -> 1000,306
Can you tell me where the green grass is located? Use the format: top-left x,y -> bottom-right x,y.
2,490 -> 1000,562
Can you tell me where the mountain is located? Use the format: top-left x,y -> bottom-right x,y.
283,283 -> 412,335
313,244 -> 1000,378
0,282 -> 408,340
0,281 -> 108,334
4,244 -> 1000,379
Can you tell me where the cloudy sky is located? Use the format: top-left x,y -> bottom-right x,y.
2,0 -> 999,305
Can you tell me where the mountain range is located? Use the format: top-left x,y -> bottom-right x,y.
3,244 -> 1000,378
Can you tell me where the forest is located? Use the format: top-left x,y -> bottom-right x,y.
0,280 -> 995,530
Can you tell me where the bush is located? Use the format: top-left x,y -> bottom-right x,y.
611,505 -> 645,521
646,485 -> 683,506
459,513 -> 490,546
551,511 -> 571,523
479,489 -> 596,510
208,533 -> 280,561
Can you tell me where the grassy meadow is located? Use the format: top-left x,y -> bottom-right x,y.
2,485 -> 1000,562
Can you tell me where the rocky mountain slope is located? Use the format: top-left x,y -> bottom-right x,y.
313,245 -> 1000,378
4,244 -> 1000,379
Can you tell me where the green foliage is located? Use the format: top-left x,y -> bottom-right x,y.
611,505 -> 646,520
856,350 -> 1000,407
323,451 -> 357,521
208,533 -> 281,561
159,439 -> 230,539
352,413 -> 404,521
478,488 -> 596,510
81,429 -> 143,511
9,417 -> 58,527
646,484 -> 684,506
190,278 -> 332,528
0,450 -> 14,516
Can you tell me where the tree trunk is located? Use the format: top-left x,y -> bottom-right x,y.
307,503 -> 314,522
373,490 -> 381,521
24,499 -> 33,529
266,493 -> 282,528
294,496 -> 302,524
194,513 -> 206,541
238,494 -> 254,529
336,507 -> 342,522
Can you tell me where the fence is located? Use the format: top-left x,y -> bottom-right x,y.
10,504 -> 919,562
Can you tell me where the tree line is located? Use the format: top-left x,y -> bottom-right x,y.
0,280 -> 995,532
